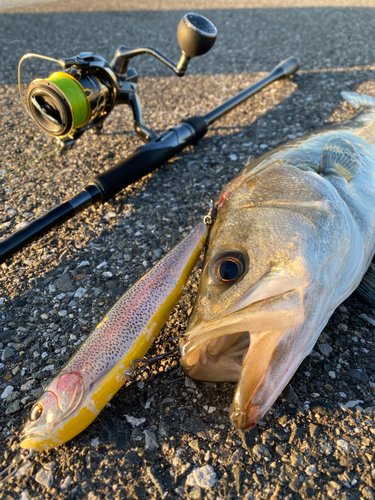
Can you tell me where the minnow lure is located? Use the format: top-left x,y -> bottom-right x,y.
15,217 -> 210,456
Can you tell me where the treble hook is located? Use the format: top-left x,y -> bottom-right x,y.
132,347 -> 179,373
0,449 -> 33,485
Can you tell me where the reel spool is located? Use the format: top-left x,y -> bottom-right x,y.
22,56 -> 115,138
27,72 -> 91,137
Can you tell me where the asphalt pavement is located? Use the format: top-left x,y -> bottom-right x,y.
1,1 -> 375,499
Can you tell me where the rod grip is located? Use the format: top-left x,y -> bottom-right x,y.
90,116 -> 208,201
90,144 -> 180,202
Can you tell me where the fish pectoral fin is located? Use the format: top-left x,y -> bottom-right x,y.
319,137 -> 361,181
341,91 -> 375,110
354,258 -> 375,307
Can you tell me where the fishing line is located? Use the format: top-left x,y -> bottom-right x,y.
18,53 -> 61,118
43,72 -> 90,129
0,148 -> 59,182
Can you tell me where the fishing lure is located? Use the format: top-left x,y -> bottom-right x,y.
1,211 -> 213,481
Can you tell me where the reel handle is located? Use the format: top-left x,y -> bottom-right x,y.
176,13 -> 217,73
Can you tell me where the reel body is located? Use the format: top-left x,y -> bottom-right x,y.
19,12 -> 217,149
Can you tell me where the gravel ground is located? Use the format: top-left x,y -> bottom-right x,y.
2,1 -> 375,499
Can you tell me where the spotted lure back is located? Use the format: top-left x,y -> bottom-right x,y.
20,221 -> 209,451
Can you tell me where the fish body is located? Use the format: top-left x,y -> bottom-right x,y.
180,91 -> 375,429
21,222 -> 208,451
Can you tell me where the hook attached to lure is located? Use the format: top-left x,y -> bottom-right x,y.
131,335 -> 183,373
0,449 -> 33,485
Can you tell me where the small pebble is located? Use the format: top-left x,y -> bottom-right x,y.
343,400 -> 363,409
77,261 -> 90,268
359,313 -> 375,327
306,465 -> 317,476
143,429 -> 158,451
336,439 -> 349,454
1,346 -> 16,361
5,400 -> 21,415
1,385 -> 13,399
186,465 -> 217,488
19,490 -> 31,500
125,415 -> 146,427
91,437 -> 99,447
185,377 -> 197,389
60,476 -> 71,490
74,287 -> 87,299
35,466 -> 54,488
318,343 -> 333,356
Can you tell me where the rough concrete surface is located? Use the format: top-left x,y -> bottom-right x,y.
1,1 -> 375,499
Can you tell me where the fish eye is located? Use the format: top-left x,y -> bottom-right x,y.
210,251 -> 246,283
30,403 -> 43,421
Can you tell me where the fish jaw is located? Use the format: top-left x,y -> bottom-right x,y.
180,288 -> 308,428
181,322 -> 303,429
229,326 -> 301,429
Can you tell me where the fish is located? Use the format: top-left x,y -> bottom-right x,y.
20,221 -> 209,451
179,91 -> 375,430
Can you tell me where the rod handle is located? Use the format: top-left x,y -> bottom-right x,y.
90,117 -> 207,202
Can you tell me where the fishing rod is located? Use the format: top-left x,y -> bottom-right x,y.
0,12 -> 299,263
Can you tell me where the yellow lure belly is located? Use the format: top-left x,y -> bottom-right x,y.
20,222 -> 208,451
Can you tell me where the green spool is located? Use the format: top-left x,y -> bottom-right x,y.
46,72 -> 90,130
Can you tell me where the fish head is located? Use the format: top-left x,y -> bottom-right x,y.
20,372 -> 85,450
180,164 -> 348,429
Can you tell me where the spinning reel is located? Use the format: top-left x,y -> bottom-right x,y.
19,12 -> 217,149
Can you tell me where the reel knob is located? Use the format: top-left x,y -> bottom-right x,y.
176,13 -> 217,75
177,13 -> 217,58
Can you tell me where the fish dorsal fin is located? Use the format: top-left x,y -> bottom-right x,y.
355,258 -> 375,307
341,91 -> 375,109
319,137 -> 361,181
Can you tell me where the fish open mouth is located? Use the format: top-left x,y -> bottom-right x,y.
180,289 -> 305,429
181,330 -> 251,382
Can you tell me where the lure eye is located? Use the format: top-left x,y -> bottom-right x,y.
210,251 -> 246,283
30,403 -> 43,421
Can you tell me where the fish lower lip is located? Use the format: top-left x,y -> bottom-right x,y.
230,405 -> 259,429
20,428 -> 45,440
181,322 -> 297,429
